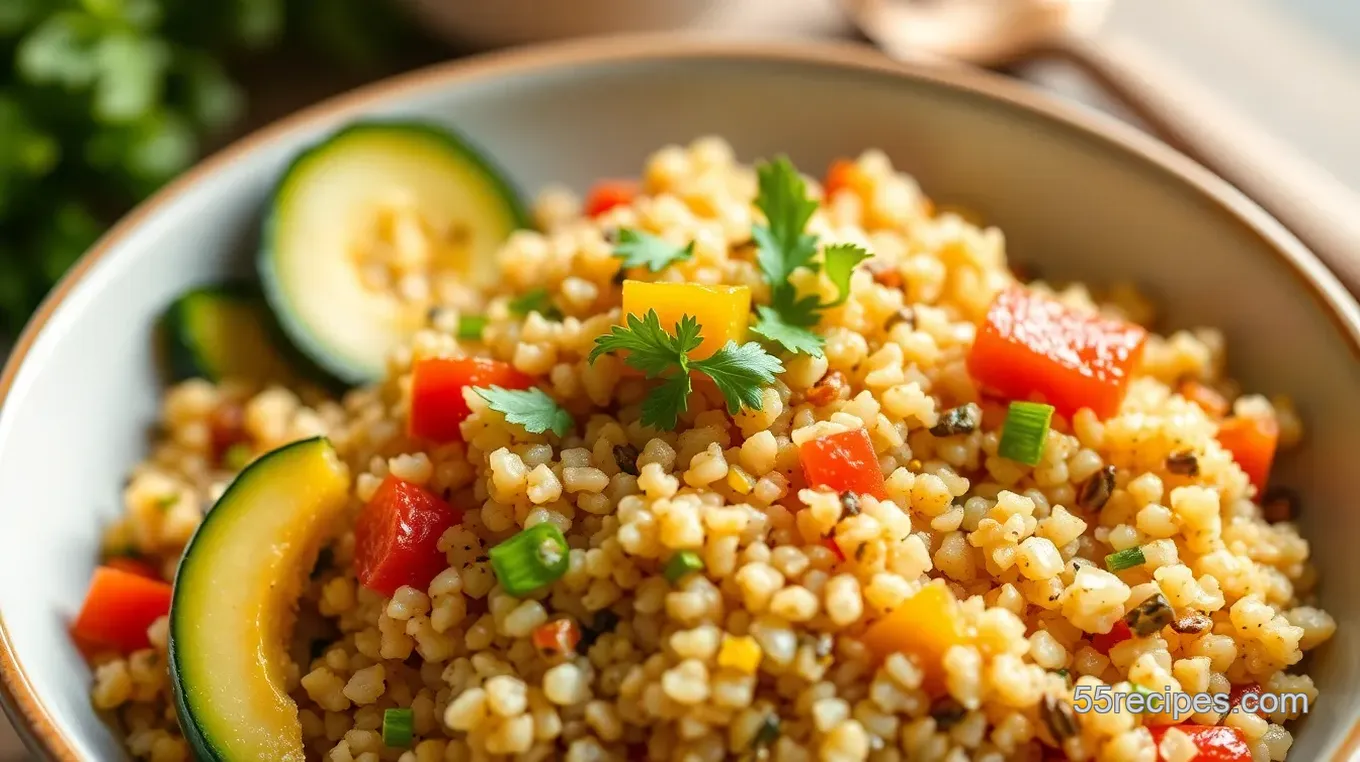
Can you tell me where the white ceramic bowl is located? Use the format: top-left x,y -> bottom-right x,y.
0,36 -> 1356,761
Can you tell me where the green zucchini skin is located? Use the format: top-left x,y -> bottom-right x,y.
258,120 -> 529,386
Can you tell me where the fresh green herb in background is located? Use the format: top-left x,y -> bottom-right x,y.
749,157 -> 873,357
0,0 -> 437,336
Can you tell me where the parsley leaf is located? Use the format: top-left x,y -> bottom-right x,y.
753,156 -> 819,286
822,243 -> 873,307
641,373 -> 693,431
692,341 -> 785,414
473,385 -> 574,437
751,304 -> 824,356
613,229 -> 695,272
749,158 -> 874,357
589,309 -> 782,431
508,288 -> 563,320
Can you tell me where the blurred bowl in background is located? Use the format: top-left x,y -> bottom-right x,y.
399,0 -> 728,48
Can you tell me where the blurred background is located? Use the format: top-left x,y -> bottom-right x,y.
0,0 -> 1356,753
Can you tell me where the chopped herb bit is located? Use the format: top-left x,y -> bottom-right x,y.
613,443 -> 640,476
508,288 -> 563,320
457,315 -> 488,341
1055,668 -> 1070,681
998,401 -> 1054,466
663,551 -> 705,583
222,442 -> 252,471
752,714 -> 781,749
1078,465 -> 1116,510
612,228 -> 695,272
473,385 -> 574,437
1105,546 -> 1147,573
884,306 -> 915,331
1165,450 -> 1200,476
588,310 -> 782,431
1039,694 -> 1078,742
929,697 -> 967,729
1124,592 -> 1175,636
839,491 -> 861,517
1262,486 -> 1299,524
381,708 -> 414,747
749,157 -> 874,357
488,524 -> 571,597
930,403 -> 982,438
1170,611 -> 1213,635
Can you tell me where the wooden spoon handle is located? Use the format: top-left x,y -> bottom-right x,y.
1039,34 -> 1360,295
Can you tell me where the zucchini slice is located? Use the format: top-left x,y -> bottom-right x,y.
259,121 -> 528,385
158,283 -> 302,384
169,437 -> 350,762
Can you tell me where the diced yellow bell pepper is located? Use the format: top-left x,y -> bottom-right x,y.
717,634 -> 763,674
861,581 -> 964,693
621,280 -> 750,361
726,465 -> 755,495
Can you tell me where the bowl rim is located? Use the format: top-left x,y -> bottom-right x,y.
1,33 -> 1357,761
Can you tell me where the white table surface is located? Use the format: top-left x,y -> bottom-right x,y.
2,0 -> 1356,758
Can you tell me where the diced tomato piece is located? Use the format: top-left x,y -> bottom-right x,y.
1217,415 -> 1278,494
584,179 -> 639,218
967,286 -> 1147,420
1092,619 -> 1132,655
1179,380 -> 1229,419
799,428 -> 887,500
824,159 -> 872,200
1147,725 -> 1251,761
409,357 -> 533,442
103,556 -> 162,580
72,566 -> 173,652
532,618 -> 582,656
354,476 -> 463,597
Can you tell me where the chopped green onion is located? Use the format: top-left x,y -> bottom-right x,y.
1105,546 -> 1146,572
382,707 -> 414,747
998,401 -> 1054,466
1055,668 -> 1070,683
489,523 -> 571,597
752,713 -> 781,749
222,443 -> 252,471
663,551 -> 705,583
457,315 -> 488,341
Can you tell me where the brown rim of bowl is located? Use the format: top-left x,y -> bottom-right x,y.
0,32 -> 1357,761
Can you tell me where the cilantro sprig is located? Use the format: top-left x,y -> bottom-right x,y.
613,228 -> 694,272
508,288 -> 563,321
588,310 -> 784,431
749,157 -> 873,357
473,386 -> 574,437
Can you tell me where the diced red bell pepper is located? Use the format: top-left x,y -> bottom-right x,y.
1227,683 -> 1266,719
584,179 -> 640,218
1180,380 -> 1229,419
1147,725 -> 1251,761
799,428 -> 887,500
967,286 -> 1147,420
822,536 -> 846,562
824,159 -> 872,201
409,357 -> 533,442
354,476 -> 463,597
1217,416 -> 1278,494
72,566 -> 173,652
532,618 -> 582,656
1092,619 -> 1132,655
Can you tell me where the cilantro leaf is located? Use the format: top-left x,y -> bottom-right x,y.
822,243 -> 873,307
613,229 -> 695,272
508,288 -> 563,320
589,310 -> 690,377
751,304 -> 825,357
589,309 -> 778,430
640,373 -> 692,431
692,341 -> 784,414
473,385 -> 574,437
753,156 -> 819,286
